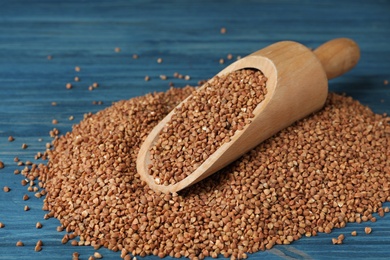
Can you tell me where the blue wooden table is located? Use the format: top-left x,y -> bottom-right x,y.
0,0 -> 389,259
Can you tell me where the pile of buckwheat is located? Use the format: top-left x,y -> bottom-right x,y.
31,84 -> 389,260
149,69 -> 267,185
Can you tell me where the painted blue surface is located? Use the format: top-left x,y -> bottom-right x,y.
0,0 -> 389,259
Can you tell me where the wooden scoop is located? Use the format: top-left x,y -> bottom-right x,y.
137,38 -> 360,194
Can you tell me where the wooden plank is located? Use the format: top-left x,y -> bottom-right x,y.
0,0 -> 389,259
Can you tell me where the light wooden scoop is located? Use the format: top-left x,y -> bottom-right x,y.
137,38 -> 360,194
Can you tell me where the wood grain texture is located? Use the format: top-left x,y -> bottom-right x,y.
0,0 -> 389,259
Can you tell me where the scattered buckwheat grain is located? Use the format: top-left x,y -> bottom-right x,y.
72,252 -> 80,258
62,234 -> 69,244
365,227 -> 372,234
35,244 -> 42,252
25,160 -> 33,166
337,234 -> 345,244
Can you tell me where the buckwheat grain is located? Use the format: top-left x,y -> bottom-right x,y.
149,69 -> 267,185
27,86 -> 389,260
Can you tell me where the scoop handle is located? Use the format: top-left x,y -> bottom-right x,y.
313,38 -> 360,80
